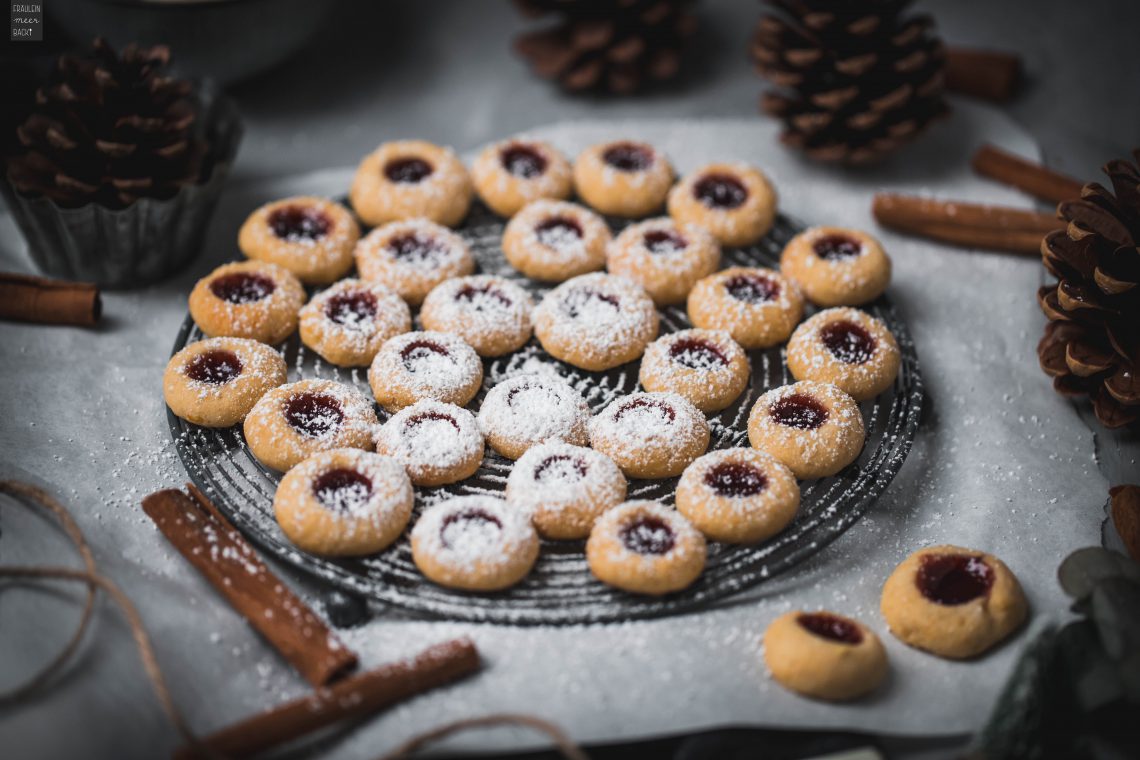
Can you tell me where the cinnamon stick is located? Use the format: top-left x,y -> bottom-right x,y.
141,486 -> 357,687
0,272 -> 101,326
175,638 -> 481,760
945,47 -> 1022,103
971,144 -> 1086,205
871,193 -> 1062,255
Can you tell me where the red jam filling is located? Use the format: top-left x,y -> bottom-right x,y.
209,272 -> 276,304
917,554 -> 995,605
440,508 -> 502,548
615,397 -> 676,423
813,234 -> 862,261
312,468 -> 372,512
535,217 -> 583,249
185,349 -> 243,384
534,454 -> 589,482
820,320 -> 877,365
562,287 -> 620,319
602,143 -> 653,172
455,283 -> 512,309
387,233 -> 446,265
620,515 -> 675,555
325,291 -> 377,327
268,205 -> 331,242
704,462 -> 767,497
643,229 -> 688,255
283,393 -> 344,438
384,157 -> 433,183
724,273 -> 778,303
769,393 -> 829,430
797,612 -> 863,644
669,337 -> 728,370
500,144 -> 548,178
406,410 -> 460,432
506,382 -> 556,409
694,173 -> 748,210
399,340 -> 451,372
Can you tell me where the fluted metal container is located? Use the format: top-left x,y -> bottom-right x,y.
0,82 -> 242,289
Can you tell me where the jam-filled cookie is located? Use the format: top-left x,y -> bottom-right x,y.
639,329 -> 750,413
667,163 -> 777,247
747,381 -> 865,479
244,379 -> 378,472
589,391 -> 710,479
780,226 -> 891,307
586,501 -> 707,595
188,261 -> 306,345
786,307 -> 900,401
163,337 -> 287,428
477,374 -> 590,460
533,273 -> 659,371
273,449 -> 413,557
350,140 -> 472,227
501,200 -> 610,282
420,275 -> 535,357
505,442 -> 627,539
238,196 -> 360,285
676,448 -> 799,544
881,545 -> 1028,659
374,400 -> 484,487
764,610 -> 889,701
607,218 -> 721,306
471,138 -> 573,217
687,266 -> 804,350
299,279 -> 411,367
573,140 -> 674,218
368,331 -> 483,412
354,219 -> 475,306
411,496 -> 539,591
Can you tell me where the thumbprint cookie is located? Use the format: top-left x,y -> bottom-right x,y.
350,140 -> 472,227
639,329 -> 750,413
780,226 -> 891,307
374,400 -> 484,487
589,391 -> 710,479
676,448 -> 799,544
573,140 -> 674,218
786,307 -> 900,401
881,545 -> 1028,659
354,219 -> 475,306
244,379 -> 378,472
477,374 -> 590,460
687,266 -> 804,350
188,260 -> 306,345
667,163 -> 777,247
586,501 -> 707,595
238,196 -> 360,285
471,138 -> 573,217
298,279 -> 411,367
368,331 -> 483,412
411,496 -> 539,591
764,610 -> 889,701
273,449 -> 413,557
747,381 -> 865,479
533,273 -> 659,371
505,442 -> 627,540
163,337 -> 287,428
420,275 -> 535,357
501,200 -> 610,282
607,218 -> 721,306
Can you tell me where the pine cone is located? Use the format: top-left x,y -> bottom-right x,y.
1037,151 -> 1140,429
751,0 -> 948,164
512,0 -> 698,94
5,38 -> 208,210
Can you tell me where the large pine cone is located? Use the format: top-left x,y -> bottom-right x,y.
1037,151 -> 1140,429
513,0 -> 698,94
5,38 -> 207,209
751,0 -> 948,164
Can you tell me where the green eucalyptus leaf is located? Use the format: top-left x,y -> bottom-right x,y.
1091,577 -> 1140,659
1058,547 -> 1140,601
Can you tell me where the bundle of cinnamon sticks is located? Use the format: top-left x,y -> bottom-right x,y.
872,144 -> 1086,255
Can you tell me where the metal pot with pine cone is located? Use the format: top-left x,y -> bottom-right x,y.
512,0 -> 698,94
1037,152 -> 1140,429
751,0 -> 948,164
